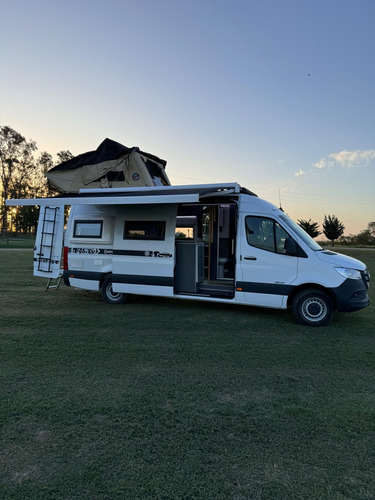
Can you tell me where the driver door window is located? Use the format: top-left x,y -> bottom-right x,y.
245,217 -> 290,254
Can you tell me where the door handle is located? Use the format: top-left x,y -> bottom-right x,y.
244,256 -> 257,261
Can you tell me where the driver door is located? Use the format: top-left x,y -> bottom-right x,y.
237,215 -> 298,308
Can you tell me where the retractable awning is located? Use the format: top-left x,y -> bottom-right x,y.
6,183 -> 245,208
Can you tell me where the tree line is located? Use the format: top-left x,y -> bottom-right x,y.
1,125 -> 374,246
298,217 -> 375,247
0,125 -> 73,234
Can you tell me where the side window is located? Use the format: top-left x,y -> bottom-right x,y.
275,221 -> 290,253
73,220 -> 103,238
175,227 -> 194,239
123,221 -> 166,240
245,217 -> 290,254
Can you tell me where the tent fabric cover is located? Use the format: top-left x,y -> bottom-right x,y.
46,138 -> 170,193
49,138 -> 167,172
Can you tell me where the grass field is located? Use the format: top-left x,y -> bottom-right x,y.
0,238 -> 35,249
0,248 -> 374,499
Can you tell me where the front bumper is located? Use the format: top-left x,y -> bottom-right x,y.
331,277 -> 370,313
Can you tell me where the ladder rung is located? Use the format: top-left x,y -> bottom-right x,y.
45,276 -> 62,291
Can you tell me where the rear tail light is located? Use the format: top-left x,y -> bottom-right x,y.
63,247 -> 69,270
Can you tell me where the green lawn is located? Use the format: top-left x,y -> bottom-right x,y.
0,237 -> 35,249
0,249 -> 374,499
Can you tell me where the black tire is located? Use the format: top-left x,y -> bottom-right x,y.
101,277 -> 128,305
292,289 -> 334,326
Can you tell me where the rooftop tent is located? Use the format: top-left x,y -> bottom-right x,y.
46,138 -> 171,193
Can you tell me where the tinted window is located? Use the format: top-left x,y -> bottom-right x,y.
279,214 -> 322,250
245,216 -> 290,254
73,220 -> 103,238
124,221 -> 166,240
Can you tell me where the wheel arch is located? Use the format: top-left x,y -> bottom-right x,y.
287,283 -> 337,310
99,272 -> 112,288
101,274 -> 128,305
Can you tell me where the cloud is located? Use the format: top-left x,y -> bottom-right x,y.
314,158 -> 328,169
313,149 -> 375,170
330,149 -> 375,167
294,149 -> 375,178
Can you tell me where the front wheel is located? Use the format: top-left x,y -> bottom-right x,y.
101,277 -> 128,305
292,289 -> 334,326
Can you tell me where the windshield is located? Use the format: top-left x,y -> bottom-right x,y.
279,214 -> 322,251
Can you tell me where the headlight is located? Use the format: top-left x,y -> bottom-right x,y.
335,267 -> 362,280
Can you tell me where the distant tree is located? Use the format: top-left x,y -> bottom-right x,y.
0,126 -> 37,234
323,215 -> 345,246
0,127 -> 78,234
351,224 -> 375,246
36,151 -> 56,197
56,150 -> 74,164
297,218 -> 321,238
338,234 -> 355,246
355,229 -> 374,246
175,231 -> 187,239
336,223 -> 375,247
11,152 -> 54,233
38,151 -> 54,174
15,205 -> 40,234
35,152 -> 53,192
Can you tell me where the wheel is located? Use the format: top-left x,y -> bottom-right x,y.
292,289 -> 334,326
101,277 -> 128,305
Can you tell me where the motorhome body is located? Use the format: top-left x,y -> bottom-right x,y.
6,183 -> 370,326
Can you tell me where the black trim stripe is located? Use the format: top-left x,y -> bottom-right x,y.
65,270 -> 173,287
68,248 -> 172,258
66,273 -> 293,295
112,274 -> 173,287
236,281 -> 295,296
33,258 -> 60,265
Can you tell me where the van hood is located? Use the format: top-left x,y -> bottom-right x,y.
315,250 -> 367,270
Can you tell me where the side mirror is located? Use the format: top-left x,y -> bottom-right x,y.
285,237 -> 298,256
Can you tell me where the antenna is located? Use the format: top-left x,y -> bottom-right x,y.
279,189 -> 284,212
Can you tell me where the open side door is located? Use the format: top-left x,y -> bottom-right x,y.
34,206 -> 65,278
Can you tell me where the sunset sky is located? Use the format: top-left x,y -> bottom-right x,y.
1,0 -> 374,235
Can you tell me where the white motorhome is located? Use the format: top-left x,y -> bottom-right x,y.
6,183 -> 370,326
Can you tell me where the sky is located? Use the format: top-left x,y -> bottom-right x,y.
1,0 -> 374,236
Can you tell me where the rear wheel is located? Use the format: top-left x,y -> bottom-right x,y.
101,277 -> 128,305
292,289 -> 334,326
